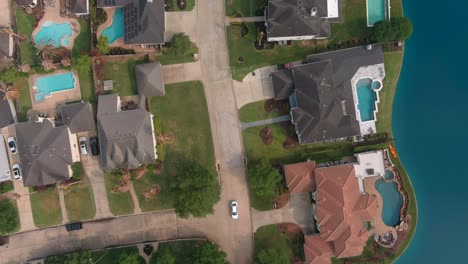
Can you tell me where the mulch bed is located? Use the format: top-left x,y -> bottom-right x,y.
283,137 -> 298,150
274,191 -> 290,209
264,99 -> 290,115
259,126 -> 273,145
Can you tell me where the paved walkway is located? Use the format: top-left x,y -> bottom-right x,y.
166,10 -> 200,45
225,16 -> 265,25
128,181 -> 142,214
241,115 -> 291,129
233,65 -> 276,109
57,187 -> 69,224
251,193 -> 316,235
162,61 -> 203,84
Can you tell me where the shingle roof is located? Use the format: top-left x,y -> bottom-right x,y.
272,69 -> 295,100
16,119 -> 74,187
266,0 -> 330,39
97,0 -> 165,44
0,91 -> 15,129
97,94 -> 156,171
60,102 -> 95,134
135,62 -> 165,97
0,32 -> 12,61
70,0 -> 89,14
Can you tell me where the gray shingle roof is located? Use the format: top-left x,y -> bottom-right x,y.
16,119 -> 73,187
278,45 -> 384,144
266,0 -> 330,39
0,91 -> 15,129
60,102 -> 95,134
14,0 -> 35,6
97,94 -> 156,171
135,62 -> 165,97
70,0 -> 89,14
272,69 -> 295,100
97,0 -> 165,44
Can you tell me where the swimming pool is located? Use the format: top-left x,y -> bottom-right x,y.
367,0 -> 388,26
384,170 -> 394,180
356,78 -> 377,122
35,21 -> 73,47
102,8 -> 124,44
375,179 -> 402,227
35,72 -> 76,102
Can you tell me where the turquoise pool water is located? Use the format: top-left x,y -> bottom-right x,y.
35,72 -> 75,102
384,170 -> 394,180
102,8 -> 124,44
356,78 -> 377,122
35,21 -> 73,47
367,0 -> 388,26
375,179 -> 402,227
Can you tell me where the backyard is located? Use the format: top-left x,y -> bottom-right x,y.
14,6 -> 38,66
104,171 -> 135,216
17,77 -> 31,121
29,187 -> 62,228
63,177 -> 96,221
134,81 -> 215,212
72,17 -> 95,102
225,0 -> 267,17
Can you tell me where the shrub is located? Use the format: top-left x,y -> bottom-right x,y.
168,33 -> 198,56
97,36 -> 110,55
71,162 -> 84,180
73,55 -> 93,73
0,67 -> 28,84
248,160 -> 282,199
371,17 -> 413,43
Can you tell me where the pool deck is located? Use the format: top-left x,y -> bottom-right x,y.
28,70 -> 82,115
31,2 -> 80,49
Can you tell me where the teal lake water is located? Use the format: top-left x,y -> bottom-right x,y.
393,0 -> 468,263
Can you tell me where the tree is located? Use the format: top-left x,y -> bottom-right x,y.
97,36 -> 110,54
71,162 -> 84,180
152,246 -> 175,264
170,161 -> 220,218
0,85 -> 20,100
169,33 -> 196,56
0,200 -> 19,235
0,67 -> 28,84
370,17 -> 413,43
36,39 -> 61,60
119,252 -> 141,264
248,160 -> 282,199
255,248 -> 289,264
192,242 -> 228,264
73,55 -> 93,73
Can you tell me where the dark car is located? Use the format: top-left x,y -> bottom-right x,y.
65,222 -> 83,232
90,136 -> 100,156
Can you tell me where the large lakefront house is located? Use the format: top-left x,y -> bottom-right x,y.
272,44 -> 386,144
265,0 -> 339,41
97,0 -> 165,45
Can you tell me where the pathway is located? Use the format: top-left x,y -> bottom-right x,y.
232,65 -> 276,109
12,180 -> 36,232
162,61 -> 203,84
57,186 -> 69,224
241,115 -> 291,129
128,181 -> 142,214
225,16 -> 265,25
251,193 -> 316,235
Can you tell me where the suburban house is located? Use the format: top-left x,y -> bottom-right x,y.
0,91 -> 17,129
135,62 -> 165,106
0,136 -> 10,183
0,31 -> 14,69
96,94 -> 157,171
97,0 -> 165,45
68,0 -> 90,16
15,117 -> 80,187
272,45 -> 385,144
265,0 -> 339,41
283,160 -> 378,264
59,101 -> 95,134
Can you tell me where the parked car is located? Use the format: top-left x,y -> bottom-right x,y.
231,200 -> 238,219
12,164 -> 21,180
79,137 -> 88,156
7,137 -> 17,154
65,222 -> 83,232
90,136 -> 100,156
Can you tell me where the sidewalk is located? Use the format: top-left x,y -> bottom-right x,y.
241,115 -> 291,129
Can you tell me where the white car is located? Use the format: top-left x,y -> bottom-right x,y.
231,200 -> 238,219
12,164 -> 21,180
7,137 -> 17,154
79,137 -> 88,156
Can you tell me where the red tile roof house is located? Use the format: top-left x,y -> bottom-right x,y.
284,161 -> 378,264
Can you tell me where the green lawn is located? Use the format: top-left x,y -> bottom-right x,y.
329,0 -> 369,44
17,77 -> 32,121
104,172 -> 135,216
254,225 -> 296,262
72,18 -> 91,57
136,81 -> 215,212
0,199 -> 20,235
78,69 -> 95,102
30,187 -> 62,228
15,7 -> 38,66
166,0 -> 196,11
0,181 -> 14,194
225,0 -> 267,17
64,178 -> 96,221
90,246 -> 144,264
99,58 -> 145,96
239,99 -> 289,122
151,241 -> 201,264
227,23 -> 328,81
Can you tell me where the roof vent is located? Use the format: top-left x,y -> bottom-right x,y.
311,7 -> 318,16
366,45 -> 373,50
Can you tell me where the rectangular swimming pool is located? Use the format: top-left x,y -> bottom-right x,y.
35,72 -> 76,102
356,78 -> 377,122
367,0 -> 388,26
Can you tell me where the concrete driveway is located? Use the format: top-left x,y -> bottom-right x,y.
162,61 -> 203,84
0,1 -> 12,26
251,193 -> 317,235
165,9 -> 199,45
233,65 -> 276,109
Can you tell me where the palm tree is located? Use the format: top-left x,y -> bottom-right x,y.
36,39 -> 60,61
0,85 -> 20,101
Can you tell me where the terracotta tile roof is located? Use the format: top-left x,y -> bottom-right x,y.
302,164 -> 377,264
284,161 -> 317,194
